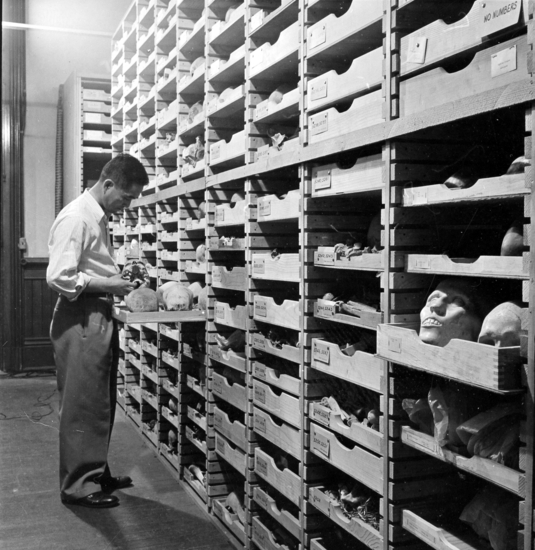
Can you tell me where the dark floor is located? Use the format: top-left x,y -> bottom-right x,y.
0,372 -> 232,550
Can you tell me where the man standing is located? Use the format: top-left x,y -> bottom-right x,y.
47,154 -> 148,508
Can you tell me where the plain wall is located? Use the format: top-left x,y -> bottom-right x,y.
23,0 -> 131,257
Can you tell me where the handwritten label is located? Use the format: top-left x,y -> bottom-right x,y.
315,250 -> 335,265
254,384 -> 267,404
258,198 -> 272,217
211,143 -> 221,161
309,23 -> 326,50
215,207 -> 225,223
254,363 -> 267,380
313,169 -> 331,191
255,488 -> 269,509
215,303 -> 226,321
316,300 -> 337,318
253,257 -> 266,274
313,341 -> 330,364
254,413 -> 267,433
255,101 -> 269,120
255,299 -> 268,318
310,111 -> 328,136
481,0 -> 521,37
253,523 -> 266,545
216,437 -> 226,455
312,403 -> 331,426
312,430 -> 330,457
388,336 -> 402,354
491,44 -> 517,77
256,455 -> 268,476
212,267 -> 222,282
410,187 -> 428,205
310,76 -> 328,102
250,10 -> 265,31
414,256 -> 430,269
407,36 -> 427,64
253,334 -> 266,349
213,376 -> 223,394
214,411 -> 223,429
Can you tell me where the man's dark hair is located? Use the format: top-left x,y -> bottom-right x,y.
100,153 -> 149,190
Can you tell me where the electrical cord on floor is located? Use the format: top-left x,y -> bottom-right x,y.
0,388 -> 57,421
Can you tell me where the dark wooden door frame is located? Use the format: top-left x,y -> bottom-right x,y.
1,0 -> 26,373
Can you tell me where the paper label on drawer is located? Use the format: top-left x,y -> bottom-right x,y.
213,376 -> 223,394
84,113 -> 103,124
310,76 -> 328,102
256,455 -> 268,476
216,437 -> 226,454
253,257 -> 265,274
491,45 -> 517,77
481,0 -> 521,37
250,47 -> 264,69
312,430 -> 330,457
313,341 -> 330,364
310,112 -> 328,136
255,299 -> 267,318
215,303 -> 226,321
253,334 -> 266,349
407,36 -> 427,64
309,23 -> 326,50
254,384 -> 267,404
254,363 -> 267,380
212,267 -> 222,282
215,208 -> 225,223
312,403 -> 331,426
414,257 -> 430,269
250,10 -> 264,32
316,301 -> 336,318
255,489 -> 269,509
214,410 -> 223,429
255,102 -> 269,120
410,187 -> 428,205
403,515 -> 437,545
405,430 -> 439,454
211,143 -> 221,161
313,169 -> 331,191
258,198 -> 272,217
253,523 -> 266,545
388,336 -> 402,354
254,414 -> 267,433
315,250 -> 335,265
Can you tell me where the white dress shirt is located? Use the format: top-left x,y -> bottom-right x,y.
47,190 -> 119,300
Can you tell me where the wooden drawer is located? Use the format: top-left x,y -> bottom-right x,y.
161,405 -> 179,428
209,130 -> 247,167
309,485 -> 383,549
161,379 -> 179,399
307,48 -> 382,113
206,84 -> 245,117
251,253 -> 300,282
211,265 -> 247,291
306,1 -> 382,59
187,405 -> 207,431
255,136 -> 300,163
161,350 -> 179,368
213,405 -> 247,451
213,301 -> 247,330
376,323 -> 521,392
253,486 -> 301,541
184,217 -> 206,232
310,422 -> 383,493
250,22 -> 299,79
141,389 -> 158,410
400,35 -> 530,118
215,433 -> 247,476
251,333 -> 301,364
207,44 -> 245,83
253,295 -> 300,330
208,236 -> 246,252
183,465 -> 207,502
209,345 -> 247,373
406,253 -> 529,279
401,426 -> 522,496
211,371 -> 247,412
257,190 -> 300,223
311,339 -> 383,393
252,515 -> 301,550
186,374 -> 207,399
313,299 -> 383,331
309,401 -> 383,456
399,0 -> 529,77
212,498 -> 246,545
185,260 -> 206,274
314,246 -> 390,271
254,87 -> 299,124
252,361 -> 300,396
253,379 -> 301,428
255,448 -> 301,506
181,158 -> 205,181
310,153 -> 383,197
185,425 -> 207,455
215,199 -> 248,227
253,406 -> 302,459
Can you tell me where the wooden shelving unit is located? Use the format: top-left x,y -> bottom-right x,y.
110,1 -> 535,549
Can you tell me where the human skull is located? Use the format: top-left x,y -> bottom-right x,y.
419,279 -> 485,347
477,301 -> 522,348
366,213 -> 382,250
500,220 -> 523,257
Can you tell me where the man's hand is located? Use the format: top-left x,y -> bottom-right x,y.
105,274 -> 137,296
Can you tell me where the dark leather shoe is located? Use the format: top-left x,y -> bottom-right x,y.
100,475 -> 133,492
62,491 -> 119,508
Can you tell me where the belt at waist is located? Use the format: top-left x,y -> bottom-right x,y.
81,292 -> 113,300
